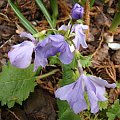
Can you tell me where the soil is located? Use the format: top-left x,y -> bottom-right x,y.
0,0 -> 120,120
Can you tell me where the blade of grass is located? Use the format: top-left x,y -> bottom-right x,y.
50,0 -> 58,28
90,0 -> 95,7
35,0 -> 55,30
109,1 -> 120,32
8,0 -> 38,34
109,12 -> 120,32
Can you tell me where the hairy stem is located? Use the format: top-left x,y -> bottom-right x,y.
36,69 -> 60,80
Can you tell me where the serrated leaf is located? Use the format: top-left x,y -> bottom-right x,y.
49,56 -> 61,65
79,55 -> 92,68
106,99 -> 120,120
60,57 -> 79,86
98,100 -> 108,111
0,63 -> 36,108
57,100 -> 81,120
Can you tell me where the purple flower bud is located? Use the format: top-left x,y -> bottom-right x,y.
55,74 -> 116,114
34,34 -> 73,71
71,3 -> 84,20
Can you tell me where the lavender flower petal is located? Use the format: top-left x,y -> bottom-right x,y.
35,34 -> 73,69
59,42 -> 74,64
55,73 -> 116,114
73,24 -> 88,49
84,74 -> 116,113
58,25 -> 68,31
20,32 -> 36,42
8,41 -> 35,68
34,45 -> 48,71
55,76 -> 87,114
88,76 -> 116,88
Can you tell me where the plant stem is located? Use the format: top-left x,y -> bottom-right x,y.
77,60 -> 84,74
36,69 -> 60,80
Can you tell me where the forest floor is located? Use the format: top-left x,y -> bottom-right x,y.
0,0 -> 120,120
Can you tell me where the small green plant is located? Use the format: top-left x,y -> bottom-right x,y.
107,99 -> 120,120
0,63 -> 36,108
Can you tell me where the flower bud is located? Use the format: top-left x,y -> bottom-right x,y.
71,3 -> 84,20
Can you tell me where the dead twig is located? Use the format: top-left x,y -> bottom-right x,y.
7,109 -> 20,120
84,0 -> 90,41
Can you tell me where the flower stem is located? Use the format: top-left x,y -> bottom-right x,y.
77,60 -> 84,74
36,69 -> 60,80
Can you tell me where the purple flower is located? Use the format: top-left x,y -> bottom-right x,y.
71,3 -> 84,20
58,24 -> 88,50
55,74 -> 116,114
34,34 -> 73,71
73,24 -> 88,49
8,32 -> 36,68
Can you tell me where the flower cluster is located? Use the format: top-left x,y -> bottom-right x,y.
8,4 -> 88,71
8,3 -> 116,115
8,33 -> 73,71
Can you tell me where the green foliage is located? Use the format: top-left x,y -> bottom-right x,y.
49,56 -> 61,65
79,55 -> 92,68
109,1 -> 120,32
50,0 -> 58,28
0,63 -> 36,108
60,57 -> 79,86
33,30 -> 47,40
8,0 -> 38,34
35,0 -> 55,30
57,100 -> 81,120
98,100 -> 108,111
109,12 -> 120,32
106,99 -> 120,120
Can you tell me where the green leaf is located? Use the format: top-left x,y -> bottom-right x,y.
79,55 -> 92,68
8,0 -> 38,34
49,56 -> 61,65
50,0 -> 58,28
60,57 -> 79,86
106,99 -> 120,120
109,12 -> 120,32
98,100 -> 108,111
35,0 -> 55,30
57,100 -> 81,120
109,0 -> 120,32
0,63 -> 36,108
33,30 -> 47,40
90,0 -> 95,7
